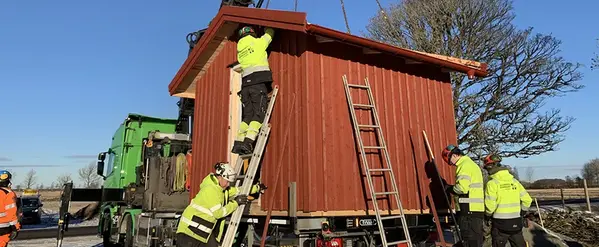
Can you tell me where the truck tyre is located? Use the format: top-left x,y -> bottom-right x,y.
124,215 -> 134,247
102,212 -> 114,247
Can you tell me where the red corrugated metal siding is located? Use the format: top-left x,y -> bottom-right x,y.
189,31 -> 458,213
189,41 -> 238,196
256,30 -> 308,212
260,35 -> 457,212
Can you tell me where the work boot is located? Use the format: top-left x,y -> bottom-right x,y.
231,141 -> 245,154
238,138 -> 255,155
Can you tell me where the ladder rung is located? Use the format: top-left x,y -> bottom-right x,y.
347,84 -> 369,89
375,191 -> 397,196
369,168 -> 391,172
239,154 -> 252,159
387,240 -> 411,246
364,146 -> 385,149
358,124 -> 380,128
353,103 -> 374,109
380,215 -> 404,221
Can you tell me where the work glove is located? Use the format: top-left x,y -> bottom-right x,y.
256,183 -> 267,193
251,180 -> 268,194
443,183 -> 455,195
234,195 -> 249,205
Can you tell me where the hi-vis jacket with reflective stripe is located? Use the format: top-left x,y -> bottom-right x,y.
0,187 -> 19,232
237,28 -> 275,78
176,174 -> 261,243
485,168 -> 532,219
453,156 -> 485,213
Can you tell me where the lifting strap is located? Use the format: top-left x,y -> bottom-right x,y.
173,153 -> 188,192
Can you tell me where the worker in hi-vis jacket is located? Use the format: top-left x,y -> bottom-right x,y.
483,154 -> 532,247
175,162 -> 266,247
231,25 -> 275,155
0,170 -> 20,247
441,145 -> 485,247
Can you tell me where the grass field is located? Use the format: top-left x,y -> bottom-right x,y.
527,188 -> 599,201
16,189 -> 94,214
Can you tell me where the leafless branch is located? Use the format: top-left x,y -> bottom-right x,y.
22,169 -> 37,189
78,162 -> 101,188
365,0 -> 583,160
56,173 -> 73,187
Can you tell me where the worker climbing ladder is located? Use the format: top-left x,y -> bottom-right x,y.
221,85 -> 279,247
342,75 -> 412,247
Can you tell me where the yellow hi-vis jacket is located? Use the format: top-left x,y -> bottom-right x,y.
237,27 -> 275,78
485,169 -> 532,219
452,156 -> 485,213
176,174 -> 260,243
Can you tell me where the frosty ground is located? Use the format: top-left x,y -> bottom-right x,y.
9,235 -> 102,247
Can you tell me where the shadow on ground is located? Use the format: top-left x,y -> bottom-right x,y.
20,212 -> 84,230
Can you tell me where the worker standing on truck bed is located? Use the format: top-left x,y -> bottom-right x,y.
441,145 -> 485,247
483,154 -> 532,247
175,162 -> 266,247
231,25 -> 276,155
0,171 -> 20,247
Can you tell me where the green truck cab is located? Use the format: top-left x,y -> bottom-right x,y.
95,113 -> 192,247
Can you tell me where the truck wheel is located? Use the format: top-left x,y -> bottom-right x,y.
124,215 -> 133,247
102,213 -> 114,247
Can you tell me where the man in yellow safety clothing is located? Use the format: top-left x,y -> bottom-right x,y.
441,145 -> 485,247
175,162 -> 266,247
231,25 -> 276,155
483,154 -> 532,247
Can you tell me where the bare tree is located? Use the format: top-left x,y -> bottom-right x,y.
78,162 -> 101,188
56,173 -> 73,188
365,0 -> 583,160
582,158 -> 599,187
525,167 -> 535,183
22,169 -> 37,189
510,166 -> 520,180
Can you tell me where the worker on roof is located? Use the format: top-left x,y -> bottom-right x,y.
441,145 -> 485,247
0,171 -> 20,247
231,25 -> 276,155
483,154 -> 532,247
175,162 -> 266,247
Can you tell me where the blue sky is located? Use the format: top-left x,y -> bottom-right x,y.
0,0 -> 597,186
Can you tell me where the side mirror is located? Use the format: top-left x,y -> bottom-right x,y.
97,161 -> 105,178
98,152 -> 107,162
97,152 -> 107,179
39,204 -> 43,207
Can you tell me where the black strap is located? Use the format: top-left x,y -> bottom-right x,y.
0,188 -> 9,195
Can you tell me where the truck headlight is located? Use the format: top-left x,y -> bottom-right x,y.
33,209 -> 38,213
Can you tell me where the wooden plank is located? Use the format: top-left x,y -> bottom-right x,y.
228,69 -> 242,164
408,49 -> 482,69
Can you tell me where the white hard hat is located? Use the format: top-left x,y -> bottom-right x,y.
215,162 -> 236,182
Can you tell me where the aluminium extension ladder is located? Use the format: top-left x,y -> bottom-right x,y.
220,86 -> 279,247
342,75 -> 412,247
